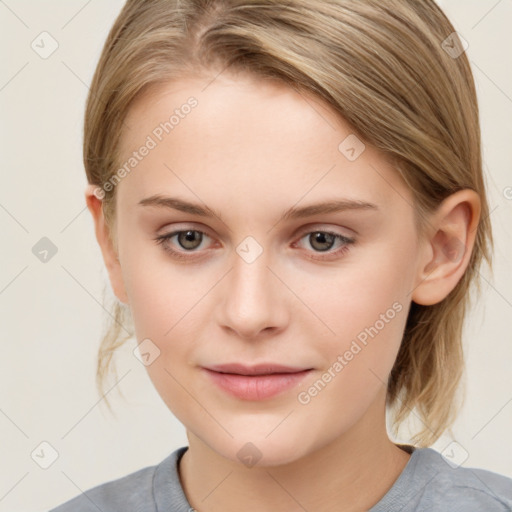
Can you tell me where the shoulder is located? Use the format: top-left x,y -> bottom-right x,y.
377,446 -> 512,512
432,462 -> 512,510
49,448 -> 186,512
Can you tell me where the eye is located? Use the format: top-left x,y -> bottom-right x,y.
293,230 -> 355,261
154,229 -> 212,260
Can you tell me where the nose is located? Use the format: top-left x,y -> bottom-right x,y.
216,245 -> 288,340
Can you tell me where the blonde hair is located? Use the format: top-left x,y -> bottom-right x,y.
84,0 -> 493,446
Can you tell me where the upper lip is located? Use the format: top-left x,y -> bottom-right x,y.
204,363 -> 312,376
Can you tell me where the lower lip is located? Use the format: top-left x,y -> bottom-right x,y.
202,368 -> 313,400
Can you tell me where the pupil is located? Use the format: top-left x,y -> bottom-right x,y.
312,232 -> 334,252
180,230 -> 201,249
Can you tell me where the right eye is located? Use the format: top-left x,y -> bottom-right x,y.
154,229 -> 214,260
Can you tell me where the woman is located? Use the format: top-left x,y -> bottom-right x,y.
51,0 -> 512,510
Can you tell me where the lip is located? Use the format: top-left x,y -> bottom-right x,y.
206,363 -> 311,376
202,363 -> 313,401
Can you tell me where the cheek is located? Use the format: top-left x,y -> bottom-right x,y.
120,250 -> 208,423
303,237 -> 414,343
299,235 -> 415,394
119,235 -> 199,335
295,291 -> 408,435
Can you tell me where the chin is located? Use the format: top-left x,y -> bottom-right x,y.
204,427 -> 316,469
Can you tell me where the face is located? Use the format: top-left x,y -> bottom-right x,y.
110,72 -> 422,466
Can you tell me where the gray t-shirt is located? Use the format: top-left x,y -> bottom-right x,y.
49,445 -> 512,511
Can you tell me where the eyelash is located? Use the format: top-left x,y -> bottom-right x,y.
154,228 -> 355,262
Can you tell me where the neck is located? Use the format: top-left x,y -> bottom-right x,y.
178,390 -> 411,512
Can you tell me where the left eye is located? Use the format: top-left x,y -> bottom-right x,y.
296,231 -> 353,253
154,229 -> 355,260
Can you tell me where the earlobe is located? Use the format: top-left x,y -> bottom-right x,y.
412,189 -> 481,306
84,184 -> 129,305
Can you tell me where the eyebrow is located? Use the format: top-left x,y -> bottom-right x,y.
138,194 -> 378,221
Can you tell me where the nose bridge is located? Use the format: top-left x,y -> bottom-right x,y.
218,234 -> 285,337
232,235 -> 274,310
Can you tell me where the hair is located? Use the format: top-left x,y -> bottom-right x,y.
84,0 -> 493,447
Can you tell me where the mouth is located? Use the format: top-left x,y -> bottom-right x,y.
202,363 -> 314,400
205,362 -> 312,375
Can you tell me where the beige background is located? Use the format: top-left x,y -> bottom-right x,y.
0,1 -> 511,511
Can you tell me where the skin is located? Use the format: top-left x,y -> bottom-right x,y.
86,71 -> 480,511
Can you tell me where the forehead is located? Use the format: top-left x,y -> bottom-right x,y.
117,73 -> 410,214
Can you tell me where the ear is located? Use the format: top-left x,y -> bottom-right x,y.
85,184 -> 129,305
411,189 -> 481,306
